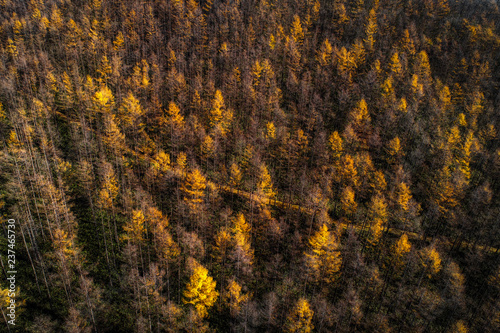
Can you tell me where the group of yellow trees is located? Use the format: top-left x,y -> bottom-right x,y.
0,0 -> 499,332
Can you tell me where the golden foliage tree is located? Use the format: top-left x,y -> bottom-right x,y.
305,224 -> 342,284
183,262 -> 219,318
118,91 -> 144,128
258,163 -> 276,200
228,162 -> 242,188
122,210 -> 146,243
209,90 -> 232,135
231,213 -> 254,275
290,15 -> 304,46
224,279 -> 249,317
364,9 -> 377,51
389,52 -> 403,77
97,163 -> 119,210
329,131 -> 343,160
341,186 -> 357,216
213,228 -> 231,263
386,233 -> 412,278
420,246 -> 442,279
92,85 -> 115,114
317,38 -> 333,66
367,194 -> 388,245
266,122 -> 276,140
165,101 -> 185,130
396,182 -> 412,212
151,150 -> 171,178
284,298 -> 314,333
181,168 -> 207,211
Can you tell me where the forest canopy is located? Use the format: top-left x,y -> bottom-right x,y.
0,0 -> 499,332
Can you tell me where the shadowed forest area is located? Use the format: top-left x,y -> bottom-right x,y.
0,0 -> 499,332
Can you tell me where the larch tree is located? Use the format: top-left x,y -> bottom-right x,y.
389,52 -> 403,77
366,194 -> 388,246
364,9 -> 377,51
317,38 -> 333,66
183,262 -> 219,318
304,224 -> 342,284
224,279 -> 250,317
165,101 -> 185,131
122,209 -> 146,244
290,15 -> 304,46
118,91 -> 144,128
230,213 -> 254,276
420,245 -> 442,279
258,163 -> 276,201
389,233 -> 411,275
341,186 -> 358,217
150,150 -> 171,178
329,131 -> 343,161
228,162 -> 242,188
284,298 -> 314,333
181,168 -> 207,212
209,90 -> 232,136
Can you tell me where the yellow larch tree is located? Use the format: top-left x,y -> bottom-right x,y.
329,131 -> 343,161
266,122 -> 276,140
396,182 -> 412,212
351,39 -> 366,68
386,137 -> 403,163
400,29 -> 416,57
181,168 -> 207,211
258,163 -> 276,200
118,91 -> 144,128
336,46 -> 355,77
165,101 -> 185,130
122,210 -> 146,243
389,233 -> 412,275
420,246 -> 442,279
448,321 -> 468,333
231,213 -> 254,275
102,114 -> 126,155
415,51 -> 432,83
228,162 -> 242,188
201,134 -> 215,160
113,31 -> 125,52
183,262 -> 219,318
97,55 -> 113,84
317,38 -> 333,66
341,186 -> 357,216
370,170 -> 387,194
398,98 -> 408,113
209,90 -> 232,135
151,150 -> 171,178
149,207 -> 180,266
251,60 -> 263,88
381,76 -> 395,101
96,163 -> 119,210
367,194 -> 388,245
350,99 -> 371,130
284,298 -> 314,333
389,52 -> 403,77
305,224 -> 342,284
92,85 -> 115,114
364,9 -> 377,51
335,154 -> 358,187
213,228 -> 231,263
410,74 -> 424,98
290,15 -> 304,46
224,279 -> 250,317
60,72 -> 75,108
